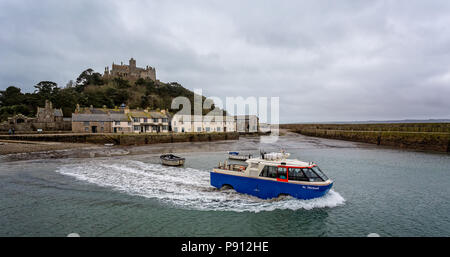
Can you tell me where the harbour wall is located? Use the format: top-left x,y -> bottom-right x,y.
281,123 -> 450,153
0,132 -> 239,146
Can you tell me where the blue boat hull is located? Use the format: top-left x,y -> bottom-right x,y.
211,172 -> 333,200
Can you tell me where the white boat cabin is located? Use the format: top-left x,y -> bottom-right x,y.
215,153 -> 331,185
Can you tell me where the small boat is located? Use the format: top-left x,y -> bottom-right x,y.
211,151 -> 333,200
228,151 -> 253,161
160,154 -> 185,166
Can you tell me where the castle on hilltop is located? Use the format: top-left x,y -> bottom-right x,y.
103,58 -> 156,81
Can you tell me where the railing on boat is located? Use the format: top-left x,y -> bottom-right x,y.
217,161 -> 247,172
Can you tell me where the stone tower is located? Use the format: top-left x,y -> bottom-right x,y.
129,58 -> 136,69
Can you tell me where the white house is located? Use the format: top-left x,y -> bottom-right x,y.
171,114 -> 236,133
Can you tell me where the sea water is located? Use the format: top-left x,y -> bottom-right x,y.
0,134 -> 449,236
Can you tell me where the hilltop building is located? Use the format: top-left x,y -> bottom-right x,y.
103,58 -> 156,81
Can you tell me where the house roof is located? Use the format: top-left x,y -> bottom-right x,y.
128,111 -> 152,118
73,107 -> 168,121
72,114 -> 113,122
148,111 -> 167,118
110,113 -> 129,122
128,111 -> 168,119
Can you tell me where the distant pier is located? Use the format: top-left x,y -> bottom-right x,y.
281,123 -> 450,153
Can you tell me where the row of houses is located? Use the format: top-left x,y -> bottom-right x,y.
1,100 -> 261,134
72,105 -> 170,133
72,104 -> 260,134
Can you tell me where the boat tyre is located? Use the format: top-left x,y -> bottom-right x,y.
277,193 -> 290,199
220,184 -> 234,190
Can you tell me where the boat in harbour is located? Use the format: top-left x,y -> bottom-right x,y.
211,152 -> 333,200
160,154 -> 185,166
228,151 -> 253,161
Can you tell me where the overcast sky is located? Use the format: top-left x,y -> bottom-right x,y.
1,0 -> 450,123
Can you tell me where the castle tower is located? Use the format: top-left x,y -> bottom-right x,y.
105,58 -> 156,82
129,58 -> 136,69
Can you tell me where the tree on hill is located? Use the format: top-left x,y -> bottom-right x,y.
0,67 -> 223,121
0,86 -> 32,121
113,77 -> 131,89
0,86 -> 23,106
75,68 -> 104,92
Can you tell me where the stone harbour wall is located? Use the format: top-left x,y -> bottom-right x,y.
0,132 -> 239,146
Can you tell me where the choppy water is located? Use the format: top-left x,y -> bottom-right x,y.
0,134 -> 449,236
56,160 -> 345,213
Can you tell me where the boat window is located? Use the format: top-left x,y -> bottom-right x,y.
277,167 -> 287,180
302,168 -> 323,182
259,166 -> 277,178
288,168 -> 308,181
260,166 -> 268,177
311,166 -> 328,181
268,166 -> 277,178
249,163 -> 258,169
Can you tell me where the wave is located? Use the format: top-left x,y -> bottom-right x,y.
55,159 -> 345,212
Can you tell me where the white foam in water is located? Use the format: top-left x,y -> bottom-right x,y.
56,160 -> 345,212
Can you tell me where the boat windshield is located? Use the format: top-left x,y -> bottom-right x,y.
302,168 -> 323,182
259,165 -> 329,182
311,166 -> 328,181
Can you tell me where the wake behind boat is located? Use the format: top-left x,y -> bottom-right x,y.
160,154 -> 185,166
211,151 -> 333,200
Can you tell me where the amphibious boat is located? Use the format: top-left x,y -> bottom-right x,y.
211,152 -> 333,200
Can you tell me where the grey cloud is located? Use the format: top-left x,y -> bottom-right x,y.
1,0 -> 449,122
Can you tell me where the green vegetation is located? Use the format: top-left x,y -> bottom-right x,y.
0,68 -> 217,121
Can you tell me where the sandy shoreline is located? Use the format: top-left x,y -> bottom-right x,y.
0,140 -> 94,155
